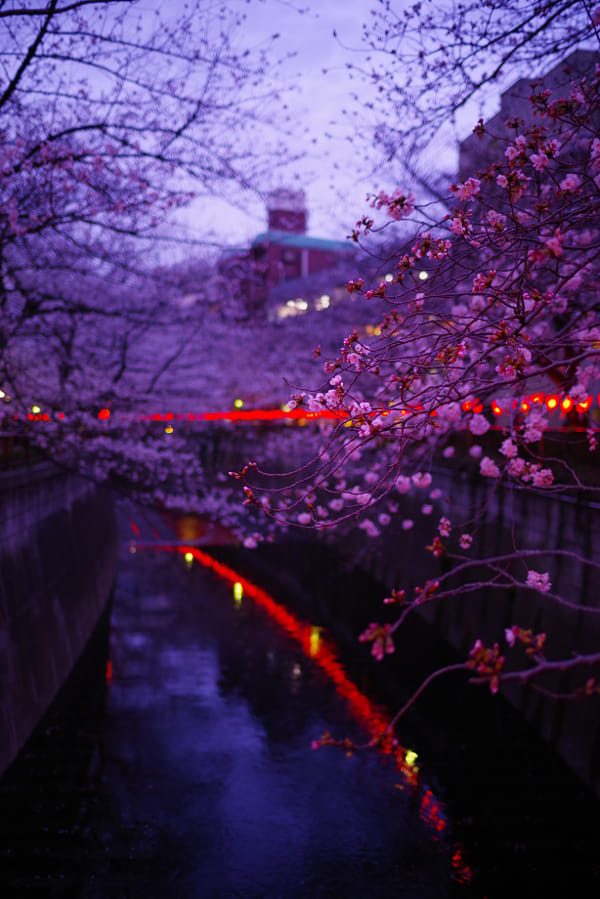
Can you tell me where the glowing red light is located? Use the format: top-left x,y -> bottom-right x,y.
576,395 -> 592,412
98,408 -> 111,420
546,395 -> 559,410
521,401 -> 530,413
561,396 -> 573,413
105,660 -> 112,683
491,401 -> 504,415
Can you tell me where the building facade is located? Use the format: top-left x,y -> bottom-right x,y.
219,189 -> 356,315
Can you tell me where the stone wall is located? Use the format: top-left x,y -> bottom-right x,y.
0,464 -> 118,776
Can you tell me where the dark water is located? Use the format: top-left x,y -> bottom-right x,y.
0,541 -> 456,898
2,508 -> 599,898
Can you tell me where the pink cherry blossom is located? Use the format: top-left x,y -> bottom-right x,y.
480,456 -> 501,478
525,570 -> 552,593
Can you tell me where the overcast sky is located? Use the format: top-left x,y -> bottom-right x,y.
180,0 -> 399,248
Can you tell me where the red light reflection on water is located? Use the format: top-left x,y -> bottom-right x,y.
173,546 -> 454,836
128,525 -> 472,885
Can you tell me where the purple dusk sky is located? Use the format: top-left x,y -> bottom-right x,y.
179,0 -> 407,248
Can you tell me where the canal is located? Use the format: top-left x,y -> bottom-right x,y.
0,507 -> 598,896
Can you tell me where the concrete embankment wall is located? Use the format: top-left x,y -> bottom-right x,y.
0,464 -> 118,777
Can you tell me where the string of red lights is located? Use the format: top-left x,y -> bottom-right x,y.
12,390 -> 599,424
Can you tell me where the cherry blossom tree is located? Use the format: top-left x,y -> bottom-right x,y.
236,10 -> 600,745
0,0 -> 291,505
347,0 -> 600,224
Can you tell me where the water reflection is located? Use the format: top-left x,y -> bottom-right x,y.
0,538 -> 460,897
100,545 -> 454,896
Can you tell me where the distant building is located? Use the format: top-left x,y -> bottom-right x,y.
219,189 -> 356,315
459,49 -> 598,181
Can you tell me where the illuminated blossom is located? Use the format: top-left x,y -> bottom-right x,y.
559,173 -> 581,191
359,518 -> 380,537
396,475 -> 411,493
359,622 -> 395,660
500,438 -> 518,458
452,177 -> 481,200
480,456 -> 501,478
531,467 -> 554,487
438,517 -> 451,536
531,151 -> 549,171
412,471 -> 432,488
469,414 -> 490,436
525,570 -> 552,592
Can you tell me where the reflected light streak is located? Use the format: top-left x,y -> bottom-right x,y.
125,525 -> 472,882
166,543 -> 458,852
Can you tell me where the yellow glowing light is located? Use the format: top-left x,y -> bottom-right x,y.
373,326 -> 382,336
32,405 -> 41,414
281,404 -> 291,413
234,398 -> 244,409
296,299 -> 308,311
233,581 -> 243,602
165,425 -> 174,434
0,390 -> 5,398
419,270 -> 428,280
184,551 -> 194,563
385,273 -> 394,283
405,750 -> 418,767
310,627 -> 321,656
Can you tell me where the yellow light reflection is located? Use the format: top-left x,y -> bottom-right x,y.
234,398 -> 244,409
233,581 -> 243,603
32,405 -> 41,414
184,551 -> 194,563
310,626 -> 321,656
